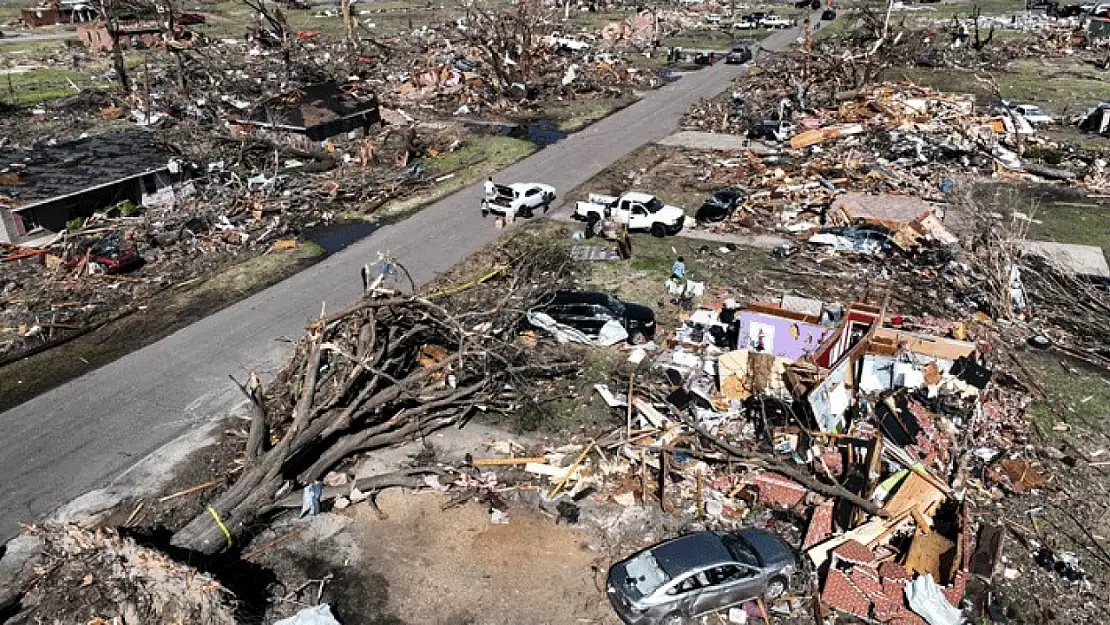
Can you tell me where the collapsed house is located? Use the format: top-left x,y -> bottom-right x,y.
236,81 -> 382,142
0,129 -> 183,245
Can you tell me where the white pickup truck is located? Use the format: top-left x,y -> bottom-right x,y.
573,192 -> 686,237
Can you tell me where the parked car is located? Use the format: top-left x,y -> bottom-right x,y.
532,290 -> 656,344
808,226 -> 892,255
574,192 -> 686,237
731,19 -> 757,29
1012,104 -> 1054,125
483,182 -> 556,217
759,15 -> 793,28
794,0 -> 820,9
69,234 -> 143,275
704,13 -> 723,23
821,8 -> 837,20
607,530 -> 799,625
724,46 -> 753,64
696,188 -> 746,224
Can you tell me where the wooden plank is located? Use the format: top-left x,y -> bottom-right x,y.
903,530 -> 955,581
472,457 -> 547,467
883,470 -> 946,517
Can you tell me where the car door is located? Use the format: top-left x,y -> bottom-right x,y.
578,304 -> 614,337
713,563 -> 764,610
655,572 -> 705,618
691,565 -> 753,615
627,203 -> 651,230
523,187 -> 542,209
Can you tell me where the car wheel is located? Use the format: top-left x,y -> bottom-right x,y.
650,223 -> 667,238
764,576 -> 788,602
661,612 -> 687,625
585,214 -> 600,239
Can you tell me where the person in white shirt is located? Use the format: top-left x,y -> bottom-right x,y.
481,177 -> 496,218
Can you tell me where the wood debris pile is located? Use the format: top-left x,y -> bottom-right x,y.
8,524 -> 236,625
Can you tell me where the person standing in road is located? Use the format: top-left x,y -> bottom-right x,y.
481,176 -> 496,218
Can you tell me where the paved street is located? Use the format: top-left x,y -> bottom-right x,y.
0,16 -> 820,540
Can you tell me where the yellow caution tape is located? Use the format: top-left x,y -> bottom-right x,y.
207,506 -> 233,549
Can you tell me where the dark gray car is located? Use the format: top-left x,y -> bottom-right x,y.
606,530 -> 798,625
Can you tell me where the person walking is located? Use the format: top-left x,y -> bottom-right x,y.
481,176 -> 496,218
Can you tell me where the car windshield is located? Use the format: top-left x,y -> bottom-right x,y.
721,534 -> 761,567
644,197 -> 664,213
621,551 -> 668,600
605,295 -> 626,315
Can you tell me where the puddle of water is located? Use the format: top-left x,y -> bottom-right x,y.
306,220 -> 381,254
498,117 -> 568,146
457,117 -> 568,147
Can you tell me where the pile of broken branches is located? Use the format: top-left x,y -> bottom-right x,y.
171,238 -> 576,553
9,524 -> 236,625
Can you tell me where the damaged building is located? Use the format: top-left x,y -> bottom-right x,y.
0,130 -> 182,245
236,81 -> 382,142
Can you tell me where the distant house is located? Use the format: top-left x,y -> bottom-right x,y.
237,81 -> 381,141
0,130 -> 180,245
21,0 -> 95,27
78,21 -> 162,52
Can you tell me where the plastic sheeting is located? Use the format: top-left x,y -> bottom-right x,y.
275,604 -> 341,625
905,573 -> 963,625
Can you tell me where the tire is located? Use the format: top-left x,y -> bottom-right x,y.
585,214 -> 600,239
650,222 -> 667,238
764,576 -> 788,602
661,612 -> 687,625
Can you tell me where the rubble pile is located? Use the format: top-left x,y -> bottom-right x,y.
499,287 -> 1065,623
9,524 -> 237,625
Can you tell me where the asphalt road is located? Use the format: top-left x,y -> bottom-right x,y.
0,19 -> 817,540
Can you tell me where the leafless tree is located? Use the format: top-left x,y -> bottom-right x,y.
458,0 -> 556,94
97,0 -> 136,92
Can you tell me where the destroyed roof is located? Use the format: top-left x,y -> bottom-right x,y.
246,81 -> 380,141
828,192 -> 934,227
0,129 -> 172,207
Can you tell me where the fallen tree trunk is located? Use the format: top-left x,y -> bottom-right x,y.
170,241 -> 573,554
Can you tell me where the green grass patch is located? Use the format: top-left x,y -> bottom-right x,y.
1027,203 -> 1110,259
537,96 -> 636,132
889,56 -> 1108,119
1024,350 -> 1110,438
0,67 -> 110,106
972,182 -> 1110,258
424,135 -> 535,176
378,135 -> 535,218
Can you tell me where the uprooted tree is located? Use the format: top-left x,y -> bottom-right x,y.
170,239 -> 574,554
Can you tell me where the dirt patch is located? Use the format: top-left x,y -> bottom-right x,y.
325,490 -> 614,625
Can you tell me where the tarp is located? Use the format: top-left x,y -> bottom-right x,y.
275,604 -> 342,625
905,574 -> 963,625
